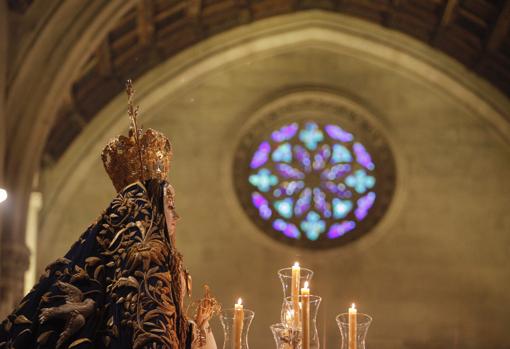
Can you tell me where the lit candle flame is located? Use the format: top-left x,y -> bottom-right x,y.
351,303 -> 356,309
304,281 -> 309,289
237,298 -> 243,305
294,261 -> 299,267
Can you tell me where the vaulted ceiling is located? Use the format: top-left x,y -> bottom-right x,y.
11,0 -> 509,167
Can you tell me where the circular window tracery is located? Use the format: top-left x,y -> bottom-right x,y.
234,94 -> 396,249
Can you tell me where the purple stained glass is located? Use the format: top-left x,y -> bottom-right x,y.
321,164 -> 351,181
250,141 -> 270,169
281,180 -> 305,196
272,123 -> 299,142
252,192 -> 272,220
294,188 -> 311,217
276,164 -> 305,179
247,120 -> 379,242
355,192 -> 376,220
325,125 -> 353,142
327,221 -> 356,239
294,145 -> 311,173
353,143 -> 375,170
323,181 -> 351,198
313,188 -> 331,218
273,219 -> 300,239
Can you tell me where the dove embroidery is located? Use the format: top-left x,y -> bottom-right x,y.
38,281 -> 96,348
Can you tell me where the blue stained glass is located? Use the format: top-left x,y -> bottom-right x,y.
250,141 -> 270,169
332,198 -> 353,219
273,219 -> 300,239
272,123 -> 299,142
251,192 -> 272,220
272,143 -> 292,163
294,188 -> 311,217
300,211 -> 326,240
299,122 -> 324,150
331,144 -> 352,163
276,164 -> 305,179
247,120 -> 379,243
345,169 -> 375,194
249,168 -> 278,192
325,125 -> 353,142
355,192 -> 376,220
327,221 -> 356,239
294,145 -> 311,172
353,143 -> 375,170
274,198 -> 294,219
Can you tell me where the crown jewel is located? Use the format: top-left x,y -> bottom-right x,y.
102,80 -> 172,192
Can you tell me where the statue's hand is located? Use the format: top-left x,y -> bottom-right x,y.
192,321 -> 217,349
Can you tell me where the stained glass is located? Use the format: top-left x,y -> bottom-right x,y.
272,143 -> 292,163
246,120 -> 379,243
251,192 -> 272,220
300,211 -> 326,240
250,141 -> 270,169
331,144 -> 352,163
274,198 -> 294,219
327,221 -> 356,239
272,123 -> 299,142
273,219 -> 300,239
299,122 -> 324,150
345,169 -> 375,194
353,143 -> 375,170
355,192 -> 376,220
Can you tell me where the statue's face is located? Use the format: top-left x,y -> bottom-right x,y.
164,183 -> 179,236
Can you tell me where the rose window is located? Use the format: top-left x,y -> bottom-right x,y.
233,96 -> 396,249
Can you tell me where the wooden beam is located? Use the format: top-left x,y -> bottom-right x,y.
237,0 -> 252,23
486,0 -> 510,52
383,0 -> 401,27
137,0 -> 155,46
433,0 -> 458,44
97,40 -> 112,77
439,0 -> 458,27
187,0 -> 202,19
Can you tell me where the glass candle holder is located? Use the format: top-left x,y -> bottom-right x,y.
281,295 -> 321,349
335,313 -> 372,349
270,323 -> 301,349
277,267 -> 314,300
220,308 -> 255,349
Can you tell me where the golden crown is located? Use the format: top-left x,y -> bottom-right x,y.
101,80 -> 172,192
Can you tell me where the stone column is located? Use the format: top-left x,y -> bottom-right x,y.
0,0 -> 8,316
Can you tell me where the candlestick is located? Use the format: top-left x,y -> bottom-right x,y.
234,298 -> 244,349
291,262 -> 300,328
349,303 -> 357,349
301,282 -> 310,349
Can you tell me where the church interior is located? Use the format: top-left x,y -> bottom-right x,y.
1,0 -> 510,348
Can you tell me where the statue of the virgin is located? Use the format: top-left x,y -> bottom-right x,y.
0,81 -> 219,349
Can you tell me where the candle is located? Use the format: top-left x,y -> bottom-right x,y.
349,303 -> 357,349
291,262 -> 300,328
234,298 -> 244,349
301,281 -> 310,349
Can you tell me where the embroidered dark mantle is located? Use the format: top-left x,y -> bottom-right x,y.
0,181 -> 190,349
